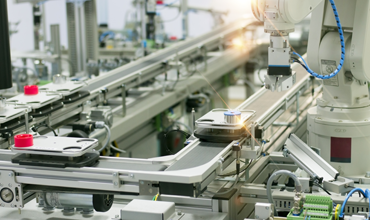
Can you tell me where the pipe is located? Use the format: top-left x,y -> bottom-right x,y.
0,0 -> 13,90
98,124 -> 111,153
266,170 -> 302,208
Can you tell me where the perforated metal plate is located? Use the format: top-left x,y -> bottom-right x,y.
196,108 -> 255,130
0,106 -> 30,124
11,136 -> 99,157
7,93 -> 62,109
39,81 -> 85,96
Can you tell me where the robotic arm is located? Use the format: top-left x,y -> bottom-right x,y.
251,0 -> 338,92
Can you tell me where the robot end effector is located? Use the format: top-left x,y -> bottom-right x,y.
251,0 -> 323,92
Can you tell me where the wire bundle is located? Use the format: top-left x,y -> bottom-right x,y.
339,188 -> 370,218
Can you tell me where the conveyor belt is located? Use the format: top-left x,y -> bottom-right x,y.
241,65 -> 309,121
161,65 -> 310,172
165,142 -> 226,171
85,20 -> 248,92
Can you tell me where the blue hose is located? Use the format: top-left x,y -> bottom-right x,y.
339,188 -> 370,218
293,0 -> 345,80
99,31 -> 115,43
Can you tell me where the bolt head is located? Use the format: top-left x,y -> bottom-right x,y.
8,173 -> 13,177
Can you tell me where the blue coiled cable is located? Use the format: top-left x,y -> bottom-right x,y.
293,0 -> 345,80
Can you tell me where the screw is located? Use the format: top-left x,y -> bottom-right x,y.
265,206 -> 269,210
114,182 -> 118,186
113,173 -> 117,177
140,181 -> 144,185
129,174 -> 134,178
177,211 -> 182,215
8,184 -> 12,187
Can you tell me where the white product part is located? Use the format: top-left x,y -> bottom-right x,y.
195,109 -> 255,130
39,81 -> 85,96
255,203 -> 273,220
11,136 -> 99,157
6,92 -> 62,109
307,105 -> 370,177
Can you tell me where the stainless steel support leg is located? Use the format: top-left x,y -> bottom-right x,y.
121,84 -> 126,117
24,109 -> 29,134
50,24 -> 62,76
296,91 -> 300,126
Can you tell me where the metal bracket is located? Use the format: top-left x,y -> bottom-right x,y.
139,180 -> 158,196
0,170 -> 24,208
112,172 -> 121,188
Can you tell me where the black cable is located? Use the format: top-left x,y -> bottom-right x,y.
292,58 -> 308,71
219,157 -> 255,177
314,182 -> 331,195
32,123 -> 58,136
171,69 -> 181,89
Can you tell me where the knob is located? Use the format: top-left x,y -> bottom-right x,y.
224,111 -> 241,124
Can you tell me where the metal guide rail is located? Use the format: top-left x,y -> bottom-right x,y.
0,19 -> 258,145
